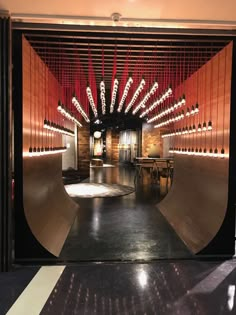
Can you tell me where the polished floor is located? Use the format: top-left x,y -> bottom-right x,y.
60,165 -> 192,261
0,267 -> 39,315
3,165 -> 236,314
3,260 -> 236,314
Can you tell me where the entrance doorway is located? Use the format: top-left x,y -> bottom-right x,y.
12,24 -> 234,264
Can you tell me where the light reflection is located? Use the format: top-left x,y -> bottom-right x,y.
137,269 -> 148,288
96,170 -> 103,183
92,201 -> 101,240
65,183 -> 112,197
228,285 -> 235,311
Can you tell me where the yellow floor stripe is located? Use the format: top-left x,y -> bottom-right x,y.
6,266 -> 65,315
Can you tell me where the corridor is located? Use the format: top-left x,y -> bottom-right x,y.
60,165 -> 191,261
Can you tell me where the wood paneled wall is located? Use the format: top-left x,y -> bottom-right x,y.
106,129 -> 112,162
112,130 -> 119,162
170,42 -> 232,155
77,124 -> 90,177
106,129 -> 119,162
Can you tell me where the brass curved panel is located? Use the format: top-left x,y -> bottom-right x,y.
23,155 -> 78,257
158,155 -> 228,254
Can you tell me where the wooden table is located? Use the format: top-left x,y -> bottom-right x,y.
134,157 -> 174,186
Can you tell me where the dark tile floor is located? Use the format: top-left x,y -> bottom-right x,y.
40,260 -> 236,315
2,166 -> 236,314
0,267 -> 39,315
60,165 -> 192,261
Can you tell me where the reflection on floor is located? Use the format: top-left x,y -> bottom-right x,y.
90,163 -> 115,168
60,165 -> 192,261
65,182 -> 135,198
4,260 -> 236,314
4,165 -> 236,314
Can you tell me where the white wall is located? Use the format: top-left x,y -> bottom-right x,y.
62,125 -> 77,170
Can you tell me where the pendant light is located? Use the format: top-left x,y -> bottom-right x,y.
72,93 -> 90,122
110,76 -> 119,113
125,77 -> 145,113
58,100 -> 82,127
132,80 -> 158,115
208,121 -> 213,130
117,74 -> 133,112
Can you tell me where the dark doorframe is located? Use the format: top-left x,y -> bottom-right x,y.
228,40 -> 236,244
9,22 -> 236,262
0,13 -> 12,271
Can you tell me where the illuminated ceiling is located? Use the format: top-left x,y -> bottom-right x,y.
20,27 -> 230,126
8,0 -> 233,127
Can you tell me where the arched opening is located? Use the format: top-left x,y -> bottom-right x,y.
12,26 -> 235,263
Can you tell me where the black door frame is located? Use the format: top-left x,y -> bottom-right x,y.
5,21 -> 236,265
0,13 -> 12,272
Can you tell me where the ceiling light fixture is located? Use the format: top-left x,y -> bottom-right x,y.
208,120 -> 213,130
110,77 -> 119,113
154,110 -> 184,129
146,105 -> 174,122
43,119 -> 74,137
195,103 -> 199,113
132,80 -> 158,115
221,148 -> 227,158
117,75 -> 133,112
125,77 -> 145,114
94,119 -> 102,124
141,85 -> 173,119
86,85 -> 98,117
161,122 -> 211,138
72,93 -> 90,122
57,100 -> 82,127
100,79 -> 106,115
186,104 -> 199,117
186,108 -> 190,117
94,131 -> 102,139
213,148 -> 218,158
168,147 -> 228,158
202,122 -> 207,131
190,105 -> 195,115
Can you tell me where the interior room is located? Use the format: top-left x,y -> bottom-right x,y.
1,2 -> 236,313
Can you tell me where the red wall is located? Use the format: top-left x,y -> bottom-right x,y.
170,42 -> 232,156
22,36 -> 74,153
